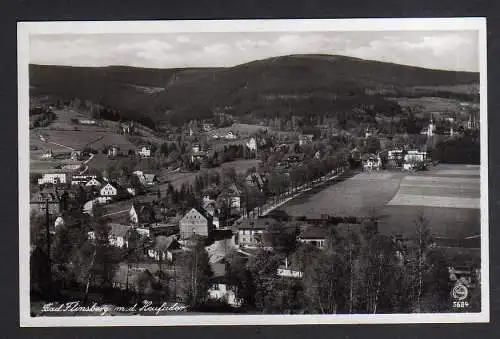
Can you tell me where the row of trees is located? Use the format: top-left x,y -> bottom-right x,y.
226,215 -> 463,314
431,131 -> 480,164
266,155 -> 348,203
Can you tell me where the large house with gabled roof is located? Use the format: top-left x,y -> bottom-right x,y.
179,208 -> 213,239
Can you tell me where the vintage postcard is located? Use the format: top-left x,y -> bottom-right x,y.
18,18 -> 488,326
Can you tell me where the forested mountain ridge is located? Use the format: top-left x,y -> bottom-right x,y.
30,54 -> 479,126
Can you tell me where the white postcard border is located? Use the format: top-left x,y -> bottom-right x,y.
18,18 -> 489,327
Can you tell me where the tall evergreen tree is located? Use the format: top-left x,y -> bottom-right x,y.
175,237 -> 213,308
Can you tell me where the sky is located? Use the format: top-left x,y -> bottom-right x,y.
29,31 -> 479,72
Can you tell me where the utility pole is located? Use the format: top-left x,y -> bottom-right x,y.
45,200 -> 51,287
173,257 -> 177,302
30,198 -> 59,290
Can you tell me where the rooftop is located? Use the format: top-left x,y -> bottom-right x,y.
299,226 -> 328,239
234,218 -> 279,230
153,235 -> 179,252
108,223 -> 132,238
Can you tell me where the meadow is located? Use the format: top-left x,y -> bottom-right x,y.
379,164 -> 480,245
33,129 -> 136,151
281,164 -> 481,248
282,171 -> 405,218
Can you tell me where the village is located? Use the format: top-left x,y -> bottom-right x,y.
29,98 -> 481,313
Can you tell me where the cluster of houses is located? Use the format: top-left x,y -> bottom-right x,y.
32,167 -> 261,306
80,195 -> 343,306
357,148 -> 430,172
34,169 -> 158,212
107,145 -> 152,158
82,198 -> 245,306
38,144 -> 152,164
37,173 -> 68,185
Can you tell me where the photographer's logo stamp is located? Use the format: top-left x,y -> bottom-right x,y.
452,283 -> 469,300
452,283 -> 469,309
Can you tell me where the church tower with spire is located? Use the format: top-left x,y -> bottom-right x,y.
427,114 -> 436,137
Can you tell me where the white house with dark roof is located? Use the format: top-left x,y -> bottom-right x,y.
78,119 -> 97,125
40,149 -> 53,159
38,173 -> 67,185
217,183 -> 243,212
108,145 -> 120,157
277,257 -> 303,278
233,218 -> 278,247
298,226 -> 328,249
147,235 -> 181,262
137,145 -> 152,158
207,277 -> 243,307
362,154 -> 381,171
246,137 -> 257,151
88,223 -> 132,248
99,182 -> 118,202
71,174 -> 96,185
143,173 -> 157,186
85,177 -> 102,187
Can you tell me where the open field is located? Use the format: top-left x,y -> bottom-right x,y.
379,205 -> 480,243
30,159 -> 81,174
30,129 -> 135,174
30,108 -> 149,155
379,164 -> 480,245
32,129 -> 136,151
386,167 -> 480,209
281,164 -> 481,247
281,171 -> 405,218
30,108 -> 169,177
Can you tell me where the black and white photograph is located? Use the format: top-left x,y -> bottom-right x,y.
18,18 -> 488,326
